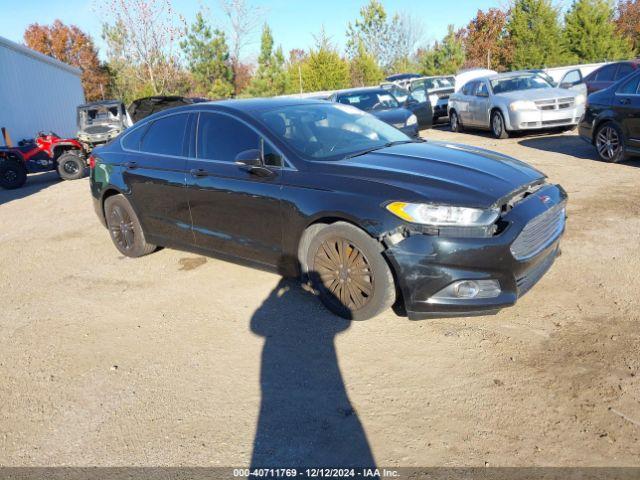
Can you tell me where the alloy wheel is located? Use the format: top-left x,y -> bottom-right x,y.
108,205 -> 135,251
3,169 -> 17,182
596,126 -> 621,161
63,160 -> 80,175
450,112 -> 458,130
492,114 -> 503,137
313,238 -> 373,310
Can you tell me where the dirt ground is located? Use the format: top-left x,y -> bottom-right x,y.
1,127 -> 639,468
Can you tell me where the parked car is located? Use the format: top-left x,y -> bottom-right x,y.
328,87 -> 420,136
385,73 -> 422,88
0,128 -> 87,189
582,60 -> 640,94
454,68 -> 497,92
379,83 -> 434,129
406,75 -> 456,121
448,72 -> 586,139
90,98 -> 567,321
128,96 -> 208,123
77,100 -> 132,152
579,69 -> 640,163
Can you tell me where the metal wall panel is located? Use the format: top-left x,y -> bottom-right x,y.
0,36 -> 85,143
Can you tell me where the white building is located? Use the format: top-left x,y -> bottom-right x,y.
0,35 -> 85,143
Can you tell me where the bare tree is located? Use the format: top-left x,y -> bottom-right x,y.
102,0 -> 186,96
219,0 -> 264,93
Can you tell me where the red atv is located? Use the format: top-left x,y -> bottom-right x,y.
0,128 -> 87,189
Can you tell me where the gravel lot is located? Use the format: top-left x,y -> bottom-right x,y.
1,127 -> 639,467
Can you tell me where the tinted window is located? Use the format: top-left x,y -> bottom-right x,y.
263,140 -> 282,167
476,82 -> 489,96
197,112 -> 260,161
596,64 -> 617,81
618,74 -> 640,94
121,125 -> 147,151
462,82 -> 476,95
140,114 -> 188,156
616,63 -> 634,80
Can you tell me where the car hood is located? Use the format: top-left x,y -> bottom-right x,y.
330,141 -> 545,208
495,88 -> 578,101
370,108 -> 412,124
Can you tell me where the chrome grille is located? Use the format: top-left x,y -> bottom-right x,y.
511,203 -> 565,260
516,248 -> 557,296
534,97 -> 575,110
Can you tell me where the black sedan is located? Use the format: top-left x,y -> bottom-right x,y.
90,99 -> 567,321
328,88 -> 422,136
579,70 -> 640,163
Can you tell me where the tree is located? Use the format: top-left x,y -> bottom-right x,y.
346,0 -> 389,67
181,9 -> 234,99
616,0 -> 640,53
564,0 -> 632,62
350,41 -> 384,87
219,0 -> 263,94
103,0 -> 186,97
386,13 -> 424,71
505,0 -> 567,69
299,32 -> 350,92
418,25 -> 465,75
246,24 -> 287,97
462,8 -> 511,70
24,20 -> 108,101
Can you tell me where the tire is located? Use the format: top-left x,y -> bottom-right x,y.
491,110 -> 510,139
595,122 -> 626,163
0,161 -> 27,189
449,110 -> 463,132
104,194 -> 156,257
303,221 -> 396,321
57,152 -> 86,180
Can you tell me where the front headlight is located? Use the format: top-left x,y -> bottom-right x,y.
509,100 -> 537,112
386,202 -> 500,226
574,94 -> 586,105
406,114 -> 418,126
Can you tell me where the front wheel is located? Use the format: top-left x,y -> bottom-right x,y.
595,122 -> 626,163
304,222 -> 396,321
0,161 -> 27,189
449,110 -> 463,132
491,110 -> 510,139
57,152 -> 86,180
104,194 -> 156,257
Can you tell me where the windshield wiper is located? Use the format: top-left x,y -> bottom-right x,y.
345,139 -> 421,159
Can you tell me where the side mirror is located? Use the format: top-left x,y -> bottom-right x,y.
234,149 -> 262,167
559,82 -> 573,89
476,92 -> 489,98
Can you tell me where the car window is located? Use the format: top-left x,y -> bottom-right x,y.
562,69 -> 581,85
596,64 -> 617,82
197,112 -> 261,162
618,74 -> 640,95
121,125 -> 147,151
262,140 -> 283,167
140,114 -> 188,156
490,75 -> 551,94
616,63 -> 634,80
476,82 -> 489,96
336,92 -> 400,110
462,81 -> 476,96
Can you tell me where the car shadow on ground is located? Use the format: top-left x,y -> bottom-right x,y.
520,134 -> 640,167
0,171 -> 61,205
249,277 -> 376,468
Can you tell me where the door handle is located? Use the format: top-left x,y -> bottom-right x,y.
124,161 -> 138,169
190,168 -> 208,177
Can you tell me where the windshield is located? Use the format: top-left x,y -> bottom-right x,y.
336,91 -> 400,111
79,105 -> 123,127
417,76 -> 455,91
258,103 -> 411,161
381,85 -> 409,103
490,75 -> 552,94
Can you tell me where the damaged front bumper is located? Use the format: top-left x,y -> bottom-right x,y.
384,184 -> 567,320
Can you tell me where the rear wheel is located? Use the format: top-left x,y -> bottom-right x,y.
57,152 -> 86,180
304,222 -> 395,321
595,122 -> 626,163
491,110 -> 510,139
104,194 -> 156,257
449,110 -> 463,132
0,161 -> 27,189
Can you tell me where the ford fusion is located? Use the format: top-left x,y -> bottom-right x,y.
90,99 -> 567,321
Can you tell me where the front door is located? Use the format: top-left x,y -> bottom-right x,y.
471,81 -> 491,127
121,112 -> 193,247
186,111 -> 284,267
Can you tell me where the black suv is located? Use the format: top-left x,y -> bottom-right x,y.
579,70 -> 640,163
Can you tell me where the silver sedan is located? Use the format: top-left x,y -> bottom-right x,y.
448,72 -> 586,139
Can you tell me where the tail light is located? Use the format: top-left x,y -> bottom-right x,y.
88,155 -> 96,169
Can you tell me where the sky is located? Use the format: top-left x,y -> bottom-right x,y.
0,0 -> 500,61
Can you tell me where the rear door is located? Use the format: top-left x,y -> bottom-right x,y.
186,111 -> 284,266
614,73 -> 640,149
121,112 -> 193,246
